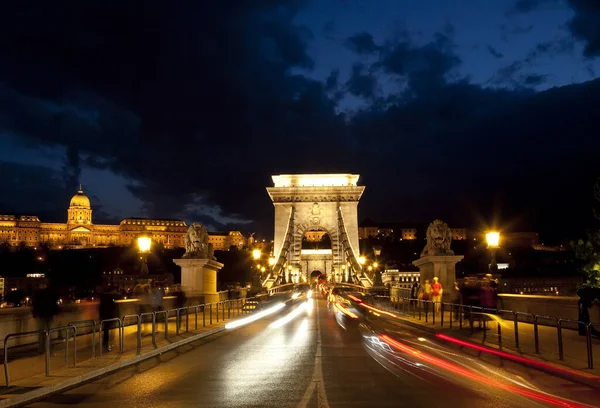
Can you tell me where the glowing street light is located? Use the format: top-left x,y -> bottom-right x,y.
252,249 -> 261,260
137,236 -> 152,253
486,232 -> 500,248
486,231 -> 500,274
137,236 -> 151,275
268,257 -> 275,266
358,256 -> 366,265
373,262 -> 378,269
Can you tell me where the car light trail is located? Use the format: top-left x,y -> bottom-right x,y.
225,302 -> 286,329
270,301 -> 308,328
379,334 -> 593,408
359,302 -> 397,318
335,302 -> 358,319
434,333 -> 600,380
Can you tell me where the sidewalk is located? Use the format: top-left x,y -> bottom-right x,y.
0,305 -> 245,406
372,299 -> 600,377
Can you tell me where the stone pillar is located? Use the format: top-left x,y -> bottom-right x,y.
173,258 -> 224,304
412,255 -> 464,301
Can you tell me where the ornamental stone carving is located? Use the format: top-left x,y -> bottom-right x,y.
184,222 -> 216,260
421,219 -> 454,257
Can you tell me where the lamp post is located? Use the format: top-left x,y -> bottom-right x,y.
137,236 -> 151,275
373,245 -> 383,287
485,231 -> 500,274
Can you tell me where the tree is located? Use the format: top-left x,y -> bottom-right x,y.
572,232 -> 600,287
572,176 -> 600,287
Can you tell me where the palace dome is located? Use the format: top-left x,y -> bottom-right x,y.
70,187 -> 91,208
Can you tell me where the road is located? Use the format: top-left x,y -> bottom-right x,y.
26,296 -> 599,408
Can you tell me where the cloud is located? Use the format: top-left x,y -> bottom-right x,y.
1,3 -> 600,240
486,45 -> 504,59
507,0 -> 566,15
566,0 -> 600,57
345,32 -> 380,54
341,28 -> 462,98
345,63 -> 378,99
508,0 -> 600,58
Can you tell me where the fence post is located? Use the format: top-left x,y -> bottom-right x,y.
586,324 -> 594,369
513,312 -> 519,348
497,322 -> 502,350
557,320 -> 564,361
533,316 -> 540,354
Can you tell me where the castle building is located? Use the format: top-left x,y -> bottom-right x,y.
0,188 -> 246,250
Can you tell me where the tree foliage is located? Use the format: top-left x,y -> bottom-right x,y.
572,231 -> 600,287
572,176 -> 600,287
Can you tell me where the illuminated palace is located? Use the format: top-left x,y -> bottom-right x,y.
0,188 -> 247,250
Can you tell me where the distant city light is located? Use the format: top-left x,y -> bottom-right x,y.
252,249 -> 261,260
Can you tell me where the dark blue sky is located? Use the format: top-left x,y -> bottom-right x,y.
0,0 -> 599,240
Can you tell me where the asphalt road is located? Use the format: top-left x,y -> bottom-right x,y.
26,296 -> 599,408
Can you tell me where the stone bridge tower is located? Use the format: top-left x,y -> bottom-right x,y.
266,174 -> 365,286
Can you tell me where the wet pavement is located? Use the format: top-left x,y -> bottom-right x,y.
25,296 -> 600,408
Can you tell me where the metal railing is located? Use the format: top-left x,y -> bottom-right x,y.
4,330 -> 47,386
379,296 -> 599,369
1,297 -> 258,385
46,326 -> 77,375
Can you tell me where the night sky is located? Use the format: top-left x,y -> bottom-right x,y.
1,0 -> 599,241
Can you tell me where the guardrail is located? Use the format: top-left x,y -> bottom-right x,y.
268,283 -> 296,295
372,296 -> 599,369
2,297 -> 257,386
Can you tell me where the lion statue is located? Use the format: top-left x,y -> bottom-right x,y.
421,219 -> 454,257
184,222 -> 216,260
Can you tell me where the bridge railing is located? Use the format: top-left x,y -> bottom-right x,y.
364,295 -> 599,370
268,283 -> 296,295
1,296 -> 259,386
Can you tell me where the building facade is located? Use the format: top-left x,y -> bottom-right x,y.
0,188 -> 246,250
209,231 -> 247,251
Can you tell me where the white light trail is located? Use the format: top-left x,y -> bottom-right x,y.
225,302 -> 286,329
270,301 -> 308,328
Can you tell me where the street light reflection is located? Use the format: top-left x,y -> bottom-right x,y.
270,301 -> 308,328
225,302 -> 285,330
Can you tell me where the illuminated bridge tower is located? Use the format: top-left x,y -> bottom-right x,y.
266,174 -> 366,287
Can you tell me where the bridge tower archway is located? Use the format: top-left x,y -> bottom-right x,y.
266,174 -> 365,286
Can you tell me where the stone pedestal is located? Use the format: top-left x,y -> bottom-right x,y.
173,258 -> 224,304
412,255 -> 463,301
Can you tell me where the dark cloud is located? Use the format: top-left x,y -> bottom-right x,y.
508,0 -> 600,58
345,63 -> 378,99
0,2 -> 599,241
372,31 -> 461,97
486,45 -> 504,59
525,36 -> 575,61
507,0 -> 566,15
566,0 -> 600,57
522,73 -> 548,86
345,32 -> 380,55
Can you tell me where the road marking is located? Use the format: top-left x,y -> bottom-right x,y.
296,297 -> 331,408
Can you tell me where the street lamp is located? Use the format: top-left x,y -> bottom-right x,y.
137,236 -> 151,275
252,249 -> 261,260
268,257 -> 275,266
358,256 -> 366,265
486,231 -> 500,274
